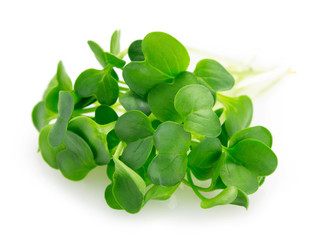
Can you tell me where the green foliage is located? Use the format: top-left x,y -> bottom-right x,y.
32,30 -> 278,213
175,84 -> 221,137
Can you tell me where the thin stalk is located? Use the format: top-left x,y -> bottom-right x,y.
72,106 -> 98,117
117,48 -> 128,59
186,170 -> 207,200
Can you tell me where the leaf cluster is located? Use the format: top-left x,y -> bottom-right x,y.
32,30 -> 278,213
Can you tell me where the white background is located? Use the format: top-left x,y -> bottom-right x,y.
1,0 -> 317,239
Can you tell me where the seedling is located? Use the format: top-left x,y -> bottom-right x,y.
32,30 -> 278,213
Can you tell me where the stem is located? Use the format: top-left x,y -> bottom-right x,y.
117,48 -> 128,59
113,142 -> 124,160
118,80 -> 127,85
186,170 -> 207,200
99,121 -> 116,135
72,106 -> 98,117
119,86 -> 129,91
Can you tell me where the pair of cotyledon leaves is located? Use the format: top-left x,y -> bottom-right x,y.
74,30 -> 124,106
188,125 -> 277,209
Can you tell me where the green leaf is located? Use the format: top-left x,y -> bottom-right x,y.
106,160 -> 115,180
123,62 -> 171,98
68,116 -> 113,165
112,149 -> 146,213
105,184 -> 123,210
123,32 -> 189,98
107,130 -> 120,151
231,189 -> 249,209
74,69 -> 105,97
43,61 -> 72,112
75,68 -> 119,105
220,139 -> 278,194
32,101 -> 56,131
194,59 -> 235,91
110,30 -> 121,55
104,52 -> 126,68
145,183 -> 179,203
94,105 -> 118,124
95,70 -> 119,105
115,111 -> 154,142
188,138 -> 222,180
174,84 -> 221,137
57,131 -> 96,181
88,40 -> 108,68
39,125 -> 65,169
143,32 -> 190,76
121,136 -> 153,170
229,126 -> 272,148
148,122 -> 191,186
128,40 -> 144,61
148,72 -> 198,122
201,186 -> 238,209
73,92 -> 96,109
218,94 -> 253,137
119,91 -> 151,116
48,91 -> 74,147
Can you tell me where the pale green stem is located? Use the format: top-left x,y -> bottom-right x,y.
117,48 -> 128,59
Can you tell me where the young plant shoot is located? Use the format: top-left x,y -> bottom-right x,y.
32,30 -> 278,213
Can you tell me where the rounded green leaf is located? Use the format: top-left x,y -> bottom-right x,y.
227,140 -> 278,176
112,156 -> 146,213
175,84 -> 221,137
218,94 -> 253,137
74,69 -> 105,97
148,72 -> 198,122
32,101 -> 56,131
175,84 -> 214,115
220,160 -> 258,194
194,59 -> 235,91
123,62 -> 170,98
95,105 -> 118,125
148,154 -> 187,187
57,131 -> 96,181
107,130 -> 120,151
123,32 -> 189,98
115,111 -> 154,142
96,71 -> 119,105
39,125 -> 65,169
153,121 -> 190,154
121,136 -> 153,170
105,184 -> 123,210
142,32 -> 190,76
68,116 -> 112,165
221,139 -> 278,194
128,40 -> 144,61
148,122 -> 191,186
188,138 -> 222,169
119,91 -> 151,116
188,138 -> 222,180
229,126 -> 272,148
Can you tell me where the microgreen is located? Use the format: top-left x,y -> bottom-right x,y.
32,30 -> 278,213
